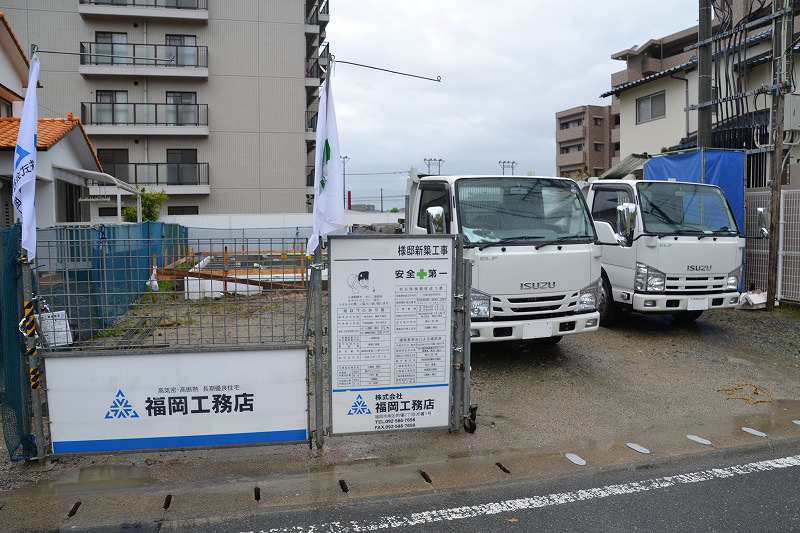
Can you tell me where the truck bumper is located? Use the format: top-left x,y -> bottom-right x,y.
469,312 -> 600,343
631,292 -> 740,313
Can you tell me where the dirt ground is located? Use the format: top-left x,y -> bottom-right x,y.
2,305 -> 800,499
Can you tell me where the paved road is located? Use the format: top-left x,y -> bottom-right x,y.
200,441 -> 800,533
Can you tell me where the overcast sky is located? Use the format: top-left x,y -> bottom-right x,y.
325,0 -> 699,209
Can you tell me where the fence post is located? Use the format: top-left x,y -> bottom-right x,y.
20,257 -> 45,462
462,258 -> 475,432
313,237 -> 325,449
450,236 -> 465,432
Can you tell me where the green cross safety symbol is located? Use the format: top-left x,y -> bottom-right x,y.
416,268 -> 427,280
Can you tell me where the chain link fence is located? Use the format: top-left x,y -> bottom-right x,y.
35,223 -> 311,353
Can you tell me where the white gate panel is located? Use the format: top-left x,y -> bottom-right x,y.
45,349 -> 307,453
744,191 -> 770,291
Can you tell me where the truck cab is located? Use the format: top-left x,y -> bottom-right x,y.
585,179 -> 745,325
407,172 -> 611,344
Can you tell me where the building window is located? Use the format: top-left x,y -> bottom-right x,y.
95,32 -> 128,65
165,91 -> 198,125
613,142 -> 621,151
166,148 -> 198,185
98,206 -> 119,217
594,117 -> 603,126
167,205 -> 199,215
636,91 -> 666,123
560,144 -> 583,154
560,118 -> 584,129
95,90 -> 129,124
166,34 -> 197,66
0,98 -> 11,118
593,168 -> 604,176
594,143 -> 603,152
97,148 -> 129,181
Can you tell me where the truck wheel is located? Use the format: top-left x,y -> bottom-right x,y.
598,276 -> 619,327
671,310 -> 703,323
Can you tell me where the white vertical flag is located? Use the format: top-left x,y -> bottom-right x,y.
307,74 -> 345,255
12,55 -> 40,261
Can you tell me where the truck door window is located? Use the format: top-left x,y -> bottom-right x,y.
417,187 -> 451,232
591,188 -> 632,232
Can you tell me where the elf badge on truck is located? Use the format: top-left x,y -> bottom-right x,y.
584,179 -> 751,326
406,170 -> 618,344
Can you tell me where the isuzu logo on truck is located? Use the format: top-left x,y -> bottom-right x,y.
687,265 -> 712,272
520,281 -> 556,290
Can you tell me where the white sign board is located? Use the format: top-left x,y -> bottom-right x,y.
45,349 -> 307,454
329,235 -> 454,434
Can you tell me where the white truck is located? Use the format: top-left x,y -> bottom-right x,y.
583,178 -> 748,326
406,171 -> 618,344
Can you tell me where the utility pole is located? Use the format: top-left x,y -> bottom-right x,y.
697,0 -> 713,148
423,158 -> 443,175
767,0 -> 791,311
499,160 -> 517,175
340,155 -> 349,209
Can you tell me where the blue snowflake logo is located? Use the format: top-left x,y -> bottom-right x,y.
347,394 -> 371,415
104,390 -> 139,419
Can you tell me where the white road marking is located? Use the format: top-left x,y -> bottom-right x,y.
687,434 -> 712,445
742,427 -> 768,437
240,454 -> 800,533
626,442 -> 650,454
793,420 -> 800,426
565,453 -> 586,466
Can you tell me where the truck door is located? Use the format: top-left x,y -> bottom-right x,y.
591,185 -> 637,295
414,182 -> 452,234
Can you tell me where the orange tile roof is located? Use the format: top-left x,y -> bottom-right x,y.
0,113 -> 102,170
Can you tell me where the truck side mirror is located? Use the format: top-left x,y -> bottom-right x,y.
593,220 -> 618,245
616,203 -> 636,244
757,207 -> 769,238
426,206 -> 446,234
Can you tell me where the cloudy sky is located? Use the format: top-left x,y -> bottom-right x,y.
325,0 -> 698,209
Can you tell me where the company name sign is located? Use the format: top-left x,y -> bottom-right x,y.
45,350 -> 307,454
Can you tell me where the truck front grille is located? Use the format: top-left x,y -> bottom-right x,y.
491,291 -> 586,320
665,275 -> 727,294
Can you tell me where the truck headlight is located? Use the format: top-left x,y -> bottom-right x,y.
726,266 -> 742,291
470,289 -> 491,319
634,262 -> 666,293
577,279 -> 599,312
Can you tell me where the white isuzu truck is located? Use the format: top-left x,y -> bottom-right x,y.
583,178 -> 746,326
406,171 -> 617,344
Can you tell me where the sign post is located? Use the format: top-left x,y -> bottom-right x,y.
328,235 -> 456,434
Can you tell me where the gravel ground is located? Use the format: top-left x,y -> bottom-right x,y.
2,305 -> 799,495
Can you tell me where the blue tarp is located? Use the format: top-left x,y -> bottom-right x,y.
643,149 -> 745,233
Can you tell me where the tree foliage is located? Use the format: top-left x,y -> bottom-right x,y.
122,189 -> 168,222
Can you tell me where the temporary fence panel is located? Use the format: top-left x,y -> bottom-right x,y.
779,190 -> 800,301
744,191 -> 770,292
35,229 -> 308,351
0,223 -> 35,460
328,235 -> 456,435
45,349 -> 307,453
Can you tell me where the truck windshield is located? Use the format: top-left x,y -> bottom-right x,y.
637,182 -> 739,235
455,178 -> 596,246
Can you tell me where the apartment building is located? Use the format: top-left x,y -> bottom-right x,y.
601,2 -> 800,189
555,104 -> 616,178
0,0 -> 328,220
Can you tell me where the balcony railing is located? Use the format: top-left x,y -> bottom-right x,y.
306,59 -> 321,78
307,0 -> 329,24
307,165 -> 315,186
99,163 -> 209,186
82,102 -> 208,126
318,42 -> 330,62
80,42 -> 208,68
306,110 -> 318,132
79,0 -> 208,8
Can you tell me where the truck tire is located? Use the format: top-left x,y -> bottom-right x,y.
671,310 -> 704,323
598,276 -> 619,327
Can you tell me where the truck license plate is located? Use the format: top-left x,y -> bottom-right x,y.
522,321 -> 553,339
688,297 -> 709,311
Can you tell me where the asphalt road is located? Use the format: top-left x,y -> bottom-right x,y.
210,441 -> 800,533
